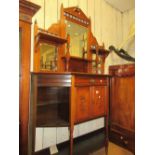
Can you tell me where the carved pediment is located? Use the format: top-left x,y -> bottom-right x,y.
63,6 -> 90,27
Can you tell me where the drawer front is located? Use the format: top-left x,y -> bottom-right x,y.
36,74 -> 71,87
110,129 -> 135,153
74,76 -> 108,86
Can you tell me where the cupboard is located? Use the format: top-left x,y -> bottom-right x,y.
31,73 -> 110,155
109,64 -> 135,153
19,1 -> 40,155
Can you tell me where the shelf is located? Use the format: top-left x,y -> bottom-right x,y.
37,101 -> 68,107
62,56 -> 92,62
36,118 -> 69,127
37,29 -> 67,44
91,46 -> 110,56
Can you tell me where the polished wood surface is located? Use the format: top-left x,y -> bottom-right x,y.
31,4 -> 110,155
33,4 -> 109,74
19,1 -> 40,155
31,73 -> 110,155
109,64 -> 135,153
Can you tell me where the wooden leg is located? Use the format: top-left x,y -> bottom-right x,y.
105,115 -> 109,155
69,127 -> 74,155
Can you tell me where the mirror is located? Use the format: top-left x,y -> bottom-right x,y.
66,20 -> 88,58
40,43 -> 58,71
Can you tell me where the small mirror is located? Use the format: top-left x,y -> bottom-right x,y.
66,20 -> 88,58
40,43 -> 58,71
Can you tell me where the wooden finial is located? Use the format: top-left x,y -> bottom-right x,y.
65,34 -> 70,71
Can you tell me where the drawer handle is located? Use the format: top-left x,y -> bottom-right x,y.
124,140 -> 128,145
96,90 -> 99,94
90,79 -> 95,83
120,136 -> 124,140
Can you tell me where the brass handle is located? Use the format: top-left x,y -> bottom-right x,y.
90,79 -> 95,83
120,136 -> 124,140
96,90 -> 99,94
124,140 -> 128,144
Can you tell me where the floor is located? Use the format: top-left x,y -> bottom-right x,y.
91,142 -> 133,155
35,130 -> 134,155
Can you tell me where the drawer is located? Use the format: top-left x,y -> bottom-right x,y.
110,129 -> 135,153
74,76 -> 107,86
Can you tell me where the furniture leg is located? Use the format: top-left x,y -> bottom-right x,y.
105,115 -> 109,155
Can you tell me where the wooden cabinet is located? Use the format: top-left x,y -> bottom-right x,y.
31,73 -> 110,155
30,4 -> 110,155
19,1 -> 40,155
109,64 -> 135,153
74,76 -> 109,123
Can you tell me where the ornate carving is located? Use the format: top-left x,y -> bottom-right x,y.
19,13 -> 31,23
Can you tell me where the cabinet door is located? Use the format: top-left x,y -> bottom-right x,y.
75,86 -> 91,123
92,86 -> 105,117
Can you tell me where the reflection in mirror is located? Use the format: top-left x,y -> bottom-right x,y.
66,20 -> 88,58
40,43 -> 58,71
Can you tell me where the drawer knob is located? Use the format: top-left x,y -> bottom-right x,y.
100,80 -> 103,83
124,140 -> 128,144
96,90 -> 99,94
90,79 -> 95,83
120,136 -> 124,140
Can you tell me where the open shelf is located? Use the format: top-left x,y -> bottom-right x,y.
36,87 -> 69,127
36,118 -> 69,127
35,128 -> 105,155
62,56 -> 92,62
37,29 -> 67,44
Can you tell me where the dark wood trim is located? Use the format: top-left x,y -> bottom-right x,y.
19,0 -> 41,17
19,1 -> 40,155
109,64 -> 135,77
109,63 -> 135,153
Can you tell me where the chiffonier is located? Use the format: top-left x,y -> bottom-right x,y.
31,72 -> 110,155
30,4 -> 110,155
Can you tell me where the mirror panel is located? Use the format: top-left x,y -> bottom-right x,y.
66,20 -> 88,58
40,43 -> 58,71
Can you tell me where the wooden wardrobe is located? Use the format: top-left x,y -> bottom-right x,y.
19,1 -> 40,155
109,64 -> 135,153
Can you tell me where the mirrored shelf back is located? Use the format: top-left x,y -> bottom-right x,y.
33,4 -> 110,74
33,22 -> 68,72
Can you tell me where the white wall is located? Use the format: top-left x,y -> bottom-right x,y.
105,8 -> 135,73
28,0 -> 134,151
29,0 -> 123,71
35,118 -> 104,151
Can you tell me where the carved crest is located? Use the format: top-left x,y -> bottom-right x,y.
63,6 -> 90,27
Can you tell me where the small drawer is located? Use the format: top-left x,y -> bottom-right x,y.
75,76 -> 107,86
95,78 -> 107,85
110,130 -> 135,152
75,76 -> 90,85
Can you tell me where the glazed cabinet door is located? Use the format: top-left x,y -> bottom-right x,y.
75,86 -> 91,123
92,86 -> 105,117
